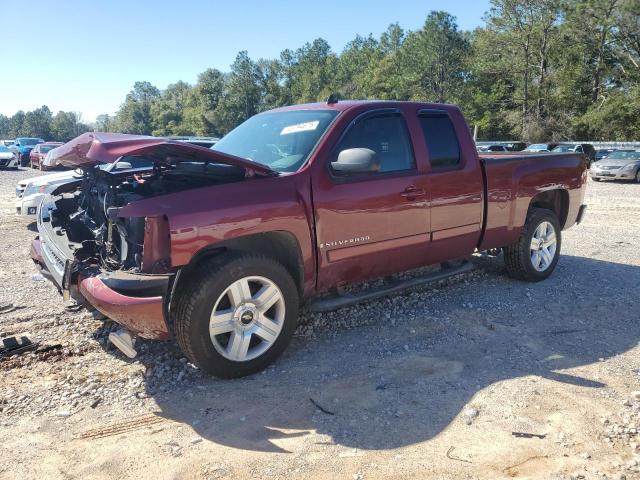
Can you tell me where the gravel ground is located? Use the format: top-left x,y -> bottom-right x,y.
1,167 -> 640,479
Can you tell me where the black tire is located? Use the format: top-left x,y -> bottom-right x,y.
173,254 -> 299,378
503,208 -> 561,282
635,170 -> 640,183
592,177 -> 601,182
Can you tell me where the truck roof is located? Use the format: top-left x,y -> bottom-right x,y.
269,100 -> 460,113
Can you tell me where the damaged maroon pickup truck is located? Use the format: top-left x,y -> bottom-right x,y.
32,100 -> 587,378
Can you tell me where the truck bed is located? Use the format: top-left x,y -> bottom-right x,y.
478,152 -> 587,251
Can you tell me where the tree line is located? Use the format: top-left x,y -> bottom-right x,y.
2,0 -> 639,143
0,106 -> 91,142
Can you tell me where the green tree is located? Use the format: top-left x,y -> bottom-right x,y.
24,105 -> 53,139
616,0 -> 640,82
9,111 -> 26,138
401,11 -> 469,103
183,68 -> 225,136
336,34 -> 382,98
94,114 -> 113,132
580,85 -> 640,139
114,81 -> 161,134
213,51 -> 263,134
0,115 -> 10,139
151,81 -> 194,136
365,24 -> 408,100
50,111 -> 90,141
290,39 -> 338,103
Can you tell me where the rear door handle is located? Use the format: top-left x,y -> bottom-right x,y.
401,186 -> 426,199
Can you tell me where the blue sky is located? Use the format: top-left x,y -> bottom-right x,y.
0,0 -> 491,122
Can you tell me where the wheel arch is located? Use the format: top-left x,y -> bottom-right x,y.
529,189 -> 570,228
170,231 -> 305,302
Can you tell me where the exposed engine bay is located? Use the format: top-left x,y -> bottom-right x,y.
41,159 -> 247,273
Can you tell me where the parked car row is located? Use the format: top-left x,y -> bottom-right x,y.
1,135 -> 219,171
477,142 -> 604,167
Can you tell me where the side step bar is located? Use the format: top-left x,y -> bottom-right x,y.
307,260 -> 473,313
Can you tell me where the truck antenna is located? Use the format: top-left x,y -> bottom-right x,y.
326,94 -> 339,104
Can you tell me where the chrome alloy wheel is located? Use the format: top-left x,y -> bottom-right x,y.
530,221 -> 557,272
209,276 -> 285,362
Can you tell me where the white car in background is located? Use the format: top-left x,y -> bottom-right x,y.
15,156 -> 153,216
16,170 -> 81,215
0,145 -> 19,169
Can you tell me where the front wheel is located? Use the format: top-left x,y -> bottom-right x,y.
635,170 -> 640,183
173,254 -> 299,378
503,208 -> 561,282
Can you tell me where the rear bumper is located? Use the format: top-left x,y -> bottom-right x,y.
31,237 -> 172,340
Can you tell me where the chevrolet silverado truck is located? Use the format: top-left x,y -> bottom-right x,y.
31,100 -> 587,378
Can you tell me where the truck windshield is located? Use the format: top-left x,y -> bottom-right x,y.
212,110 -> 338,173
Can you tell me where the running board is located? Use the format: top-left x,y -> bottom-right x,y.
307,260 -> 473,313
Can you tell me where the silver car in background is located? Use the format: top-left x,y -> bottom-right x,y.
590,150 -> 640,182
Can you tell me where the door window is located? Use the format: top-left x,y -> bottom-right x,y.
334,113 -> 415,173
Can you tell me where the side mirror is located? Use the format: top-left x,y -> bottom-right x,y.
331,148 -> 380,174
115,161 -> 132,170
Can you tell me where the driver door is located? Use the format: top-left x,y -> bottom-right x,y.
312,109 -> 431,291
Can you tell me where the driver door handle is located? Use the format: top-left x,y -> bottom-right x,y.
401,186 -> 426,199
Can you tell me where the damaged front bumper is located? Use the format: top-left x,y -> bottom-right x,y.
79,272 -> 171,340
31,238 -> 173,341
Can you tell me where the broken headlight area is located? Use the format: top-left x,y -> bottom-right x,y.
42,159 -> 246,275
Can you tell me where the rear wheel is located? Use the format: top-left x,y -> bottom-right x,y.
173,254 -> 299,378
504,208 -> 561,282
635,170 -> 640,183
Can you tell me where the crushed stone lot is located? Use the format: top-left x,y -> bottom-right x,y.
1,167 -> 639,480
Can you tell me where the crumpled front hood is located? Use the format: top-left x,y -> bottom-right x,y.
594,159 -> 639,168
50,132 -> 276,176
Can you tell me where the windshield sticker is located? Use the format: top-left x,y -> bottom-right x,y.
280,121 -> 319,136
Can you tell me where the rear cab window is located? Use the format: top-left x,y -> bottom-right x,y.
418,111 -> 461,170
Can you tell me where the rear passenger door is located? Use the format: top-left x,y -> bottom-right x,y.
312,109 -> 431,291
417,109 -> 484,263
